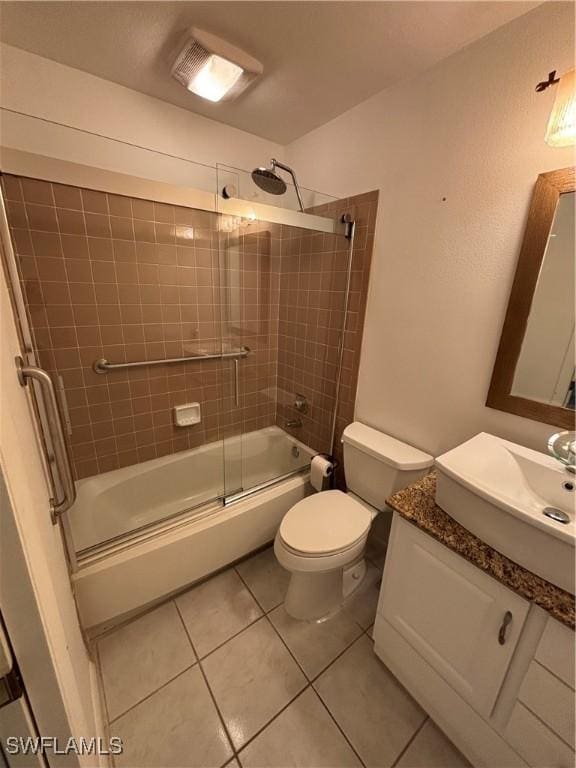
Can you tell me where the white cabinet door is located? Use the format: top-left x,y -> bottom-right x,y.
378,516 -> 529,717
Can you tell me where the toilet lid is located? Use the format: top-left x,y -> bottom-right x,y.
279,490 -> 372,556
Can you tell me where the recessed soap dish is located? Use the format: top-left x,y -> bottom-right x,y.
174,403 -> 201,427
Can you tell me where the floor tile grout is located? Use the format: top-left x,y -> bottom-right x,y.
235,555 -> 377,687
260,613 -> 368,767
313,686 -> 368,768
235,683 -> 313,757
309,632 -> 366,686
232,560 -> 285,616
92,545 -> 276,646
94,643 -> 112,728
98,559 -> 283,760
107,659 -> 197,725
97,547 -> 400,768
201,569 -> 365,764
173,600 -> 239,765
390,715 -> 429,767
196,612 -> 265,663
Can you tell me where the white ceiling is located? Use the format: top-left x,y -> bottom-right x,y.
0,1 -> 539,144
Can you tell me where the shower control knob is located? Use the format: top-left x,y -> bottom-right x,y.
294,393 -> 308,414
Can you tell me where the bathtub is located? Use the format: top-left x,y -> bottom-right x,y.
70,427 -> 315,629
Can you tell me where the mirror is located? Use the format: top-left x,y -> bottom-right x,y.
487,168 -> 575,429
512,191 -> 575,408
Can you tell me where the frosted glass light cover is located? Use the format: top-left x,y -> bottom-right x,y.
188,55 -> 243,102
171,28 -> 262,103
545,69 -> 576,147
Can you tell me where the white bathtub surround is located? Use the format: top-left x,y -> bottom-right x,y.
70,426 -> 314,554
96,544 -> 469,767
74,476 -> 309,629
72,429 -> 316,628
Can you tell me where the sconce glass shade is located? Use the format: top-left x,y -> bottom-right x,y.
545,68 -> 576,147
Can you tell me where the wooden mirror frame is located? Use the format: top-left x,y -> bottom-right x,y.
487,167 -> 575,429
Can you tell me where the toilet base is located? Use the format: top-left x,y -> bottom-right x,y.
284,558 -> 367,621
343,558 -> 367,599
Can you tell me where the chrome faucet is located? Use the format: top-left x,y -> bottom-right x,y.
548,431 -> 576,474
285,418 -> 303,429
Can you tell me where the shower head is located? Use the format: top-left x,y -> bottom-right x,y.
251,159 -> 305,212
251,166 -> 287,196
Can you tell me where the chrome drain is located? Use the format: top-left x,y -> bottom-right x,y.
543,507 -> 571,524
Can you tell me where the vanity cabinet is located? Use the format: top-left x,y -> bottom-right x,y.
505,616 -> 576,766
378,515 -> 529,717
374,514 -> 575,768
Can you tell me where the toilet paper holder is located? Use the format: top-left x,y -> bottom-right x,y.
311,453 -> 339,491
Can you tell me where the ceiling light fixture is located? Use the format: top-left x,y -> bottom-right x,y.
171,28 -> 263,103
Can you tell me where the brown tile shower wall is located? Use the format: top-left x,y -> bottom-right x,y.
3,174 -> 376,484
2,175 -> 277,479
275,192 -> 379,486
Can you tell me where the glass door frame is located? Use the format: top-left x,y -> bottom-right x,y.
215,163 -> 354,502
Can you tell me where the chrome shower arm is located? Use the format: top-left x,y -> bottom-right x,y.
271,159 -> 305,212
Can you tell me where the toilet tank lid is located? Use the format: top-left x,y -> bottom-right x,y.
342,422 -> 434,470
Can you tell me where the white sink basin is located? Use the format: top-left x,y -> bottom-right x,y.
435,433 -> 575,594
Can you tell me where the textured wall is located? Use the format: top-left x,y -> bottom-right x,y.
286,2 -> 575,456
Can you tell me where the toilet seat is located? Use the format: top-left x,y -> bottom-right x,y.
279,490 -> 372,557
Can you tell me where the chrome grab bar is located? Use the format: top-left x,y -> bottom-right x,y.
92,346 -> 250,374
15,356 -> 77,523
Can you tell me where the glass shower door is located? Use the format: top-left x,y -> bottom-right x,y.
0,130 -> 231,557
216,164 -> 351,499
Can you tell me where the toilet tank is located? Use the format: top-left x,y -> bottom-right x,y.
342,422 -> 433,510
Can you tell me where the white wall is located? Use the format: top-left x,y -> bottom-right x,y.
0,43 -> 282,191
287,2 -> 575,456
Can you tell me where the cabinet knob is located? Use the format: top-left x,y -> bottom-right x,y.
498,611 -> 513,645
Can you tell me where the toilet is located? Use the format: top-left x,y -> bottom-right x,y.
275,422 -> 433,620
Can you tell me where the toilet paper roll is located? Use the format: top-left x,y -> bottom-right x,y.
310,454 -> 334,492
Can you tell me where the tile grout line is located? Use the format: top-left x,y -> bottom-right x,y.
390,715 -> 429,768
235,556 -> 377,688
234,681 -> 313,759
196,612 -> 265,663
173,599 -> 238,767
307,633 -> 373,767
308,631 -> 367,686
217,570 -> 321,759
93,641 -> 115,768
230,612 -> 367,768
312,684 -> 368,768
98,554 -> 380,766
233,562 -> 282,616
92,546 -> 271,645
106,661 -> 197,725
260,610 -> 368,768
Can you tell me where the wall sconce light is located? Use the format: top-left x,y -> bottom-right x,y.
536,69 -> 576,147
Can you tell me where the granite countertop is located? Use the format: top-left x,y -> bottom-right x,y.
387,471 -> 575,630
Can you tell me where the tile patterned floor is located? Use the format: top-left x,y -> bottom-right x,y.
97,545 -> 471,768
